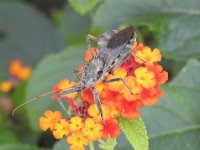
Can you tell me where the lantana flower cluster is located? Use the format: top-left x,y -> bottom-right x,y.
0,59 -> 32,93
39,43 -> 168,150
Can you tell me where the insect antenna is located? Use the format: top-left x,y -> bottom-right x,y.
12,90 -> 55,116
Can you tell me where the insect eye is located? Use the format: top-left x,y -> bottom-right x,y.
97,71 -> 102,76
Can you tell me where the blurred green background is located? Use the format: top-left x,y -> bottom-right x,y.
0,0 -> 200,150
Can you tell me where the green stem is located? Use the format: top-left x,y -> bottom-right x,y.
89,142 -> 95,150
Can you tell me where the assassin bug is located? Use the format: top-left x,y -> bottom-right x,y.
13,26 -> 144,121
55,26 -> 144,121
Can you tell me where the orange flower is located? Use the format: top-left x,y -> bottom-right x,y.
140,88 -> 164,106
120,76 -> 142,101
0,80 -> 13,93
53,119 -> 70,139
134,67 -> 156,88
85,48 -> 97,62
9,59 -> 22,76
119,100 -> 142,119
69,116 -> 84,132
53,79 -> 77,99
9,59 -> 32,80
18,66 -> 32,80
135,46 -> 161,64
147,64 -> 168,86
88,104 -> 111,123
39,111 -> 62,131
67,131 -> 88,150
82,118 -> 103,141
101,89 -> 124,108
102,118 -> 120,139
134,43 -> 145,51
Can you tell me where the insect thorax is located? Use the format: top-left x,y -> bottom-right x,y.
82,58 -> 104,86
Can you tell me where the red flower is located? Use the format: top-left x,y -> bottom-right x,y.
119,100 -> 143,119
102,118 -> 120,139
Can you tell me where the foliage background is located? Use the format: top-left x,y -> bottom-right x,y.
0,0 -> 199,150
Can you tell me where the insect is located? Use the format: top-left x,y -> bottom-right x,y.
55,26 -> 144,121
13,26 -> 144,121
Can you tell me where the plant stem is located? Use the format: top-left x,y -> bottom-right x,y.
89,142 -> 95,150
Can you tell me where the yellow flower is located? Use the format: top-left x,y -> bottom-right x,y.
135,47 -> 161,65
39,111 -> 62,131
69,116 -> 84,132
134,67 -> 156,88
88,104 -> 111,123
120,76 -> 142,101
67,131 -> 88,150
0,80 -> 12,93
106,67 -> 127,92
110,107 -> 120,118
82,118 -> 103,141
53,119 -> 70,139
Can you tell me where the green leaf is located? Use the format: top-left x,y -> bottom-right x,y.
118,118 -> 148,150
159,15 -> 200,60
12,81 -> 27,108
0,1 -> 65,70
0,130 -> 18,144
69,0 -> 101,15
92,0 -> 200,60
53,138 -> 70,150
0,144 -> 48,150
141,59 -> 200,150
25,46 -> 85,132
98,138 -> 117,150
93,0 -> 199,29
56,5 -> 91,44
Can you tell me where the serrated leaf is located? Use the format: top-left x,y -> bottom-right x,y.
141,59 -> 200,150
0,1 -> 65,71
98,138 -> 117,150
25,46 -> 85,132
0,144 -> 48,150
69,0 -> 101,15
118,118 -> 148,150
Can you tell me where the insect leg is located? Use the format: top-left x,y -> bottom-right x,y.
57,97 -> 69,118
91,86 -> 104,122
56,87 -> 80,117
73,68 -> 81,80
103,78 -> 134,95
131,52 -> 145,63
86,34 -> 97,58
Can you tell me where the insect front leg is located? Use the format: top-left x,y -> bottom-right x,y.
73,68 -> 81,80
86,34 -> 98,58
56,87 -> 80,117
102,78 -> 134,95
91,86 -> 104,122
